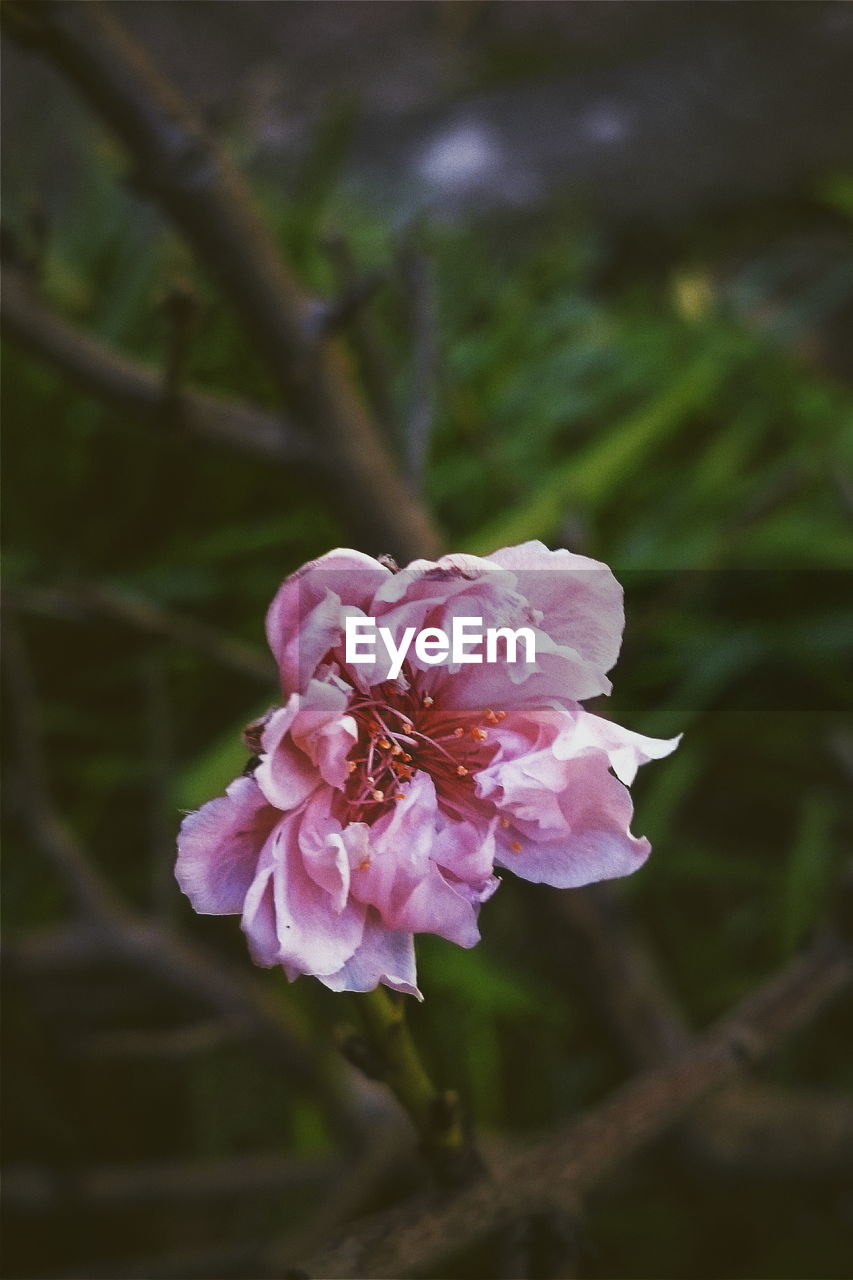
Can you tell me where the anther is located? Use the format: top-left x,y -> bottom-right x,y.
499,817 -> 510,829
377,737 -> 391,750
395,792 -> 405,801
347,760 -> 357,774
422,695 -> 434,707
510,841 -> 522,852
358,858 -> 371,871
371,789 -> 384,803
471,727 -> 487,741
454,727 -> 465,738
456,765 -> 468,777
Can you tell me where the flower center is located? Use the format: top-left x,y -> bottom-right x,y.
341,684 -> 503,823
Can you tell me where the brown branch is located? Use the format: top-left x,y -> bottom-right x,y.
4,1152 -> 337,1213
4,0 -> 443,562
11,580 -> 275,684
325,233 -> 397,430
294,933 -> 852,1279
1,266 -> 317,467
2,608 -> 363,1146
552,883 -> 853,1180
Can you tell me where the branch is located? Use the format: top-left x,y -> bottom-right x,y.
294,933 -> 852,1279
4,0 -> 443,562
4,1152 -> 336,1213
551,883 -> 853,1179
2,608 -> 363,1145
1,266 -> 317,467
11,580 -> 274,684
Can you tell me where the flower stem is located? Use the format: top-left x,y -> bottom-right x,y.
350,985 -> 483,1186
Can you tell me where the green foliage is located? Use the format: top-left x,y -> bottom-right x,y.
3,128 -> 852,1279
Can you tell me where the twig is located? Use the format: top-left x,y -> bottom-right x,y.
11,581 -> 274,683
325,233 -> 397,430
159,278 -> 198,401
4,0 -> 443,562
295,932 -> 851,1278
2,608 -> 362,1145
1,266 -> 317,467
401,240 -> 440,493
551,883 -> 853,1179
4,1152 -> 337,1213
71,1019 -> 242,1060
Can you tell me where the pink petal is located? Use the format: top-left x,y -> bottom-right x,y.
319,910 -> 421,998
496,753 -> 650,888
176,776 -> 277,915
270,817 -> 366,976
266,549 -> 390,693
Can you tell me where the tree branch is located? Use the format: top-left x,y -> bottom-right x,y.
11,580 -> 275,684
4,0 -> 443,562
2,608 -> 362,1146
1,266 -> 317,467
294,933 -> 851,1279
552,883 -> 853,1179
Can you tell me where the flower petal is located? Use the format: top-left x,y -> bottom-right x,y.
176,776 -> 277,915
320,910 -> 421,998
266,549 -> 390,693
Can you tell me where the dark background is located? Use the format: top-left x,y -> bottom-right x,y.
2,4 -> 852,1278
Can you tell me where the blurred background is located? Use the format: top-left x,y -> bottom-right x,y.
2,3 -> 852,1278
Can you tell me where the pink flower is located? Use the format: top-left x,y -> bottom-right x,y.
176,542 -> 678,997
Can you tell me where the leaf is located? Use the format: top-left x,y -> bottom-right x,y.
462,347 -> 730,554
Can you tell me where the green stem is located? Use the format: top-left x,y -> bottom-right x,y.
351,986 -> 481,1185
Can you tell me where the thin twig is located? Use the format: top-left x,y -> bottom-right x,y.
3,0 -> 442,562
4,1152 -> 337,1213
2,608 -> 362,1145
551,883 -> 853,1178
401,240 -> 440,493
1,266 -> 317,467
11,580 -> 275,684
295,932 -> 851,1279
325,233 -> 397,430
